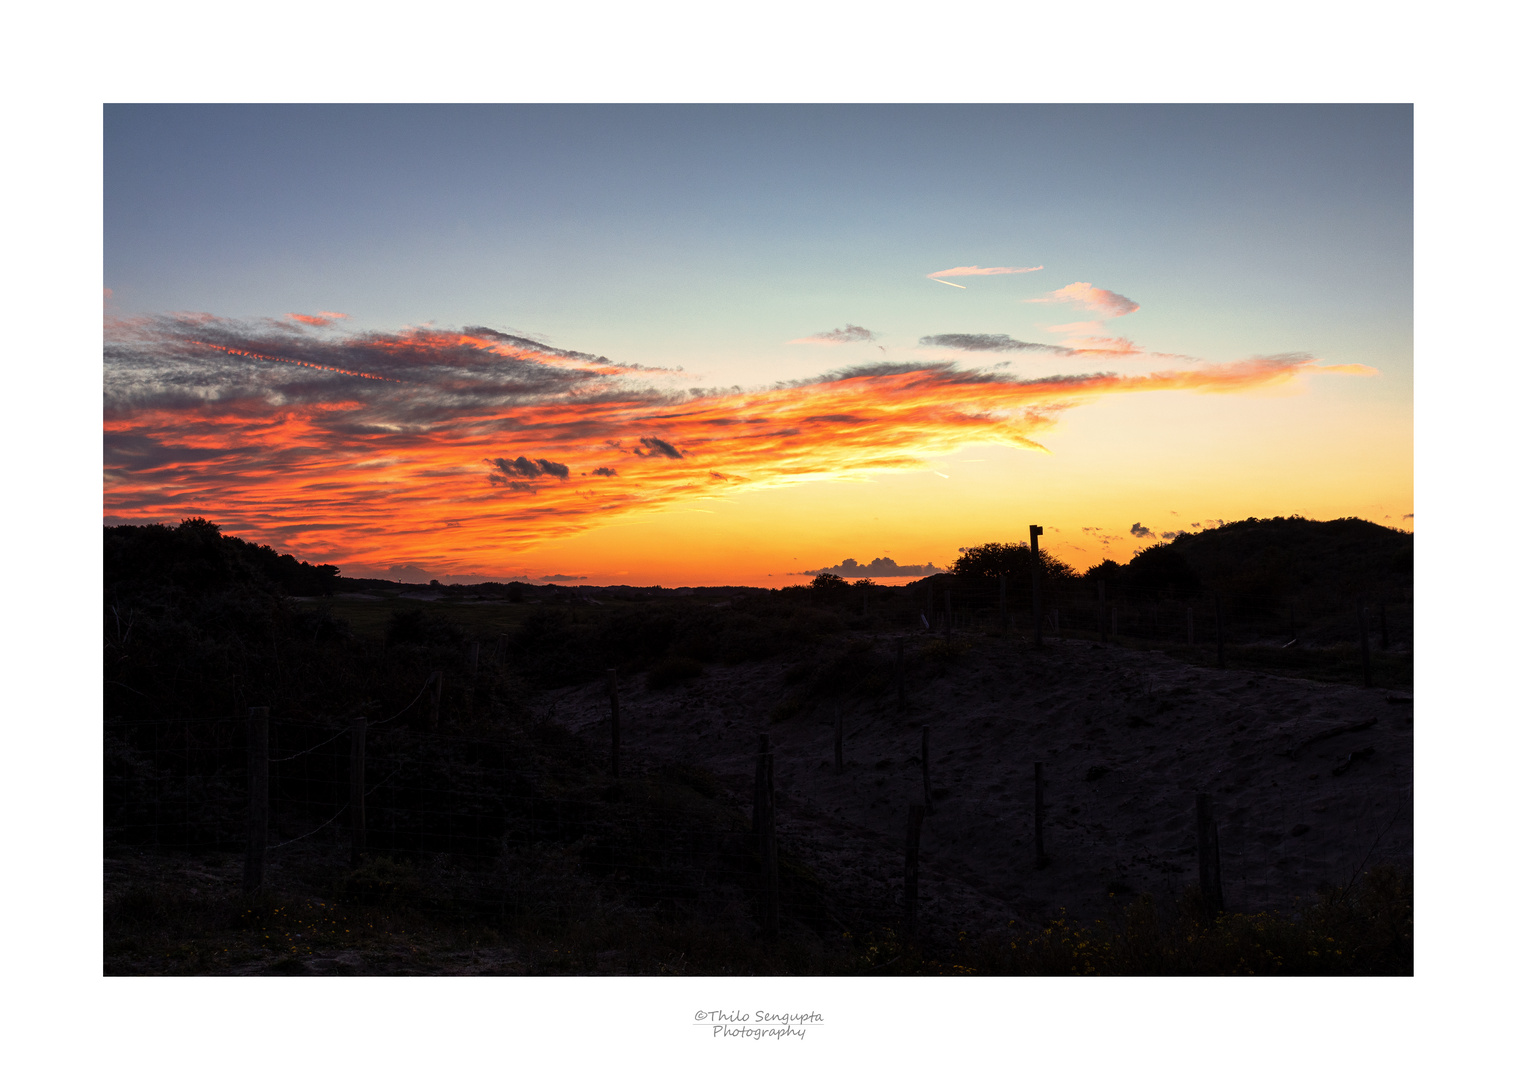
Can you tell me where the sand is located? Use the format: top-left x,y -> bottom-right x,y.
553,630 -> 1412,936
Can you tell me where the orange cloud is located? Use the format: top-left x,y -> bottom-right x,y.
1311,363 -> 1379,376
104,314 -> 1345,577
1027,281 -> 1140,317
287,312 -> 349,327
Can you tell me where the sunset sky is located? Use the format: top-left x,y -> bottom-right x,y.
104,105 -> 1411,586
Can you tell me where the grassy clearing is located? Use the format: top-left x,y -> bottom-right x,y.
297,594 -> 537,642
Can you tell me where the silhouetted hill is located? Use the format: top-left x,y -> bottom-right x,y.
1132,516 -> 1411,607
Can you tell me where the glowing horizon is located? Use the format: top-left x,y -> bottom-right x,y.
104,308 -> 1395,585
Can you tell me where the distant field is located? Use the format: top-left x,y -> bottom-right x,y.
299,594 -> 580,641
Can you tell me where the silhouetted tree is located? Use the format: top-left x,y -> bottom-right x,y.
810,573 -> 849,590
951,541 -> 1076,583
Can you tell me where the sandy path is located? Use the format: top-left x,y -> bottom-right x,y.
553,632 -> 1412,937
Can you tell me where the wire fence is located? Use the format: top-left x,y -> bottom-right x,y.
104,688 -> 799,931
871,578 -> 1412,657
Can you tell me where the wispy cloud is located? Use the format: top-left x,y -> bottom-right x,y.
104,313 -> 1357,576
1027,282 -> 1140,317
1312,363 -> 1380,376
789,324 -> 879,345
921,332 -> 1185,363
928,265 -> 1043,279
919,334 -> 1074,355
287,312 -> 349,327
1059,336 -> 1143,357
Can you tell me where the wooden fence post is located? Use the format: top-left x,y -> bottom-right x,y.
429,672 -> 443,727
833,706 -> 844,771
1030,525 -> 1044,647
1098,580 -> 1108,644
920,725 -> 933,813
896,639 -> 906,712
753,733 -> 770,834
1214,596 -> 1226,670
1034,761 -> 1048,868
1379,601 -> 1389,650
765,749 -> 778,942
243,706 -> 269,892
607,668 -> 621,778
349,716 -> 366,867
755,736 -> 778,943
1358,603 -> 1373,688
944,589 -> 953,644
1186,606 -> 1195,646
904,803 -> 924,940
468,641 -> 480,680
999,573 -> 1008,633
1052,608 -> 1059,639
1196,793 -> 1223,917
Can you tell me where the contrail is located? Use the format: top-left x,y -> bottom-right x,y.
190,340 -> 404,383
933,279 -> 968,289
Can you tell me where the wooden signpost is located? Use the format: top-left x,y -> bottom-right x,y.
1030,525 -> 1044,648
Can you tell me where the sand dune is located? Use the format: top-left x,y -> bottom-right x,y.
555,631 -> 1412,936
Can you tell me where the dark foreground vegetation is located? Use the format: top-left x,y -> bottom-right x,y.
104,515 -> 1411,975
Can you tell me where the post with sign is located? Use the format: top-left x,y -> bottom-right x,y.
1030,525 -> 1044,648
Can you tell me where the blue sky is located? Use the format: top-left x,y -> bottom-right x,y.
106,104 -> 1409,385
